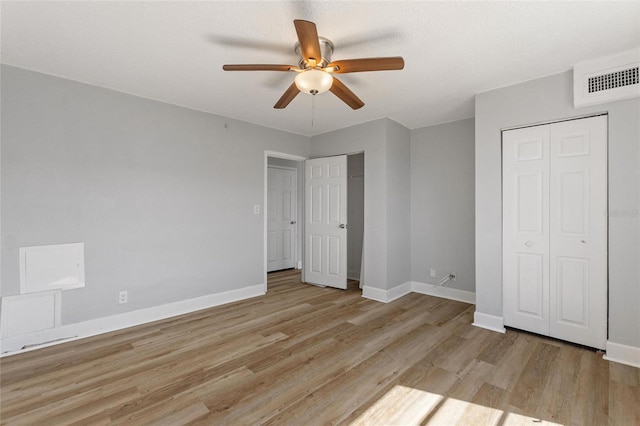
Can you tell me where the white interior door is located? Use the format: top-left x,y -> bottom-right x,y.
503,115 -> 608,350
503,125 -> 551,336
304,155 -> 347,289
549,116 -> 607,349
267,166 -> 297,272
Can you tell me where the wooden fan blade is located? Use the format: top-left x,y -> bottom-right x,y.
294,20 -> 322,64
223,64 -> 296,71
327,57 -> 404,73
274,82 -> 300,109
329,77 -> 364,110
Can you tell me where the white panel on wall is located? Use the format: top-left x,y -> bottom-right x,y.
1,290 -> 62,338
19,243 -> 85,294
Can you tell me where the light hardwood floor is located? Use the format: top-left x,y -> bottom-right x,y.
1,269 -> 638,425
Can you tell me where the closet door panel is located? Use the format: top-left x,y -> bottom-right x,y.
502,125 -> 550,335
549,116 -> 607,350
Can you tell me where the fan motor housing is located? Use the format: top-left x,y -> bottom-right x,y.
295,37 -> 334,69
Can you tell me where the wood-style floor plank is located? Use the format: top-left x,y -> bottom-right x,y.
1,269 -> 638,425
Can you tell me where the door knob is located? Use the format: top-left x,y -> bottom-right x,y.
339,224 -> 348,229
525,241 -> 533,247
291,220 -> 297,224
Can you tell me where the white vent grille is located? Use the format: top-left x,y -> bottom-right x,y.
588,67 -> 639,93
574,49 -> 640,108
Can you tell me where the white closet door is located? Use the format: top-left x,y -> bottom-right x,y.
503,115 -> 608,350
549,116 -> 607,349
503,125 -> 551,336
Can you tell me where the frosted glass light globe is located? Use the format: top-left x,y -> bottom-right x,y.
294,69 -> 333,95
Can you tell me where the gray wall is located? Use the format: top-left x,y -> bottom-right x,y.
310,118 -> 411,291
386,120 -> 411,287
267,157 -> 304,270
475,70 -> 640,347
411,118 -> 475,292
1,65 -> 310,324
310,119 -> 389,290
347,153 -> 364,280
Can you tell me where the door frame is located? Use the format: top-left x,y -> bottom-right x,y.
264,151 -> 307,293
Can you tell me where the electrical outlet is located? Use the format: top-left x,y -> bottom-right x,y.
430,268 -> 436,278
119,291 -> 128,304
253,205 -> 260,215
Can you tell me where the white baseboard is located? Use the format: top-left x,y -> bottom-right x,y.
603,341 -> 640,368
361,286 -> 389,303
0,284 -> 265,357
472,311 -> 506,333
363,281 -> 475,306
411,281 -> 476,304
388,282 -> 412,302
362,282 -> 412,303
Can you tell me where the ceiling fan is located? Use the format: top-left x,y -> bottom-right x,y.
222,20 -> 404,110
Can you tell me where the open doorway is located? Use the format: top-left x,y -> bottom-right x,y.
266,157 -> 303,273
301,152 -> 365,291
264,152 -> 306,292
347,153 -> 365,283
263,151 -> 364,293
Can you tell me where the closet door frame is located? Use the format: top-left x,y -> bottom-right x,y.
502,114 -> 608,350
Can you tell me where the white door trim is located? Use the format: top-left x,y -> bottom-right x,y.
264,151 -> 307,293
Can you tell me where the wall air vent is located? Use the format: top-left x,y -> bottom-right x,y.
588,67 -> 638,93
574,49 -> 639,108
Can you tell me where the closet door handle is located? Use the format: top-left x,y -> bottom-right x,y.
525,241 -> 533,247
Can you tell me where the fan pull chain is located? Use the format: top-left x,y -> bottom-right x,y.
311,95 -> 316,128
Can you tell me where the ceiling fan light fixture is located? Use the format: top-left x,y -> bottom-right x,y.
294,69 -> 333,95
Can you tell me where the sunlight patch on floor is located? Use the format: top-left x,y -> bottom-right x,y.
350,385 -> 443,425
349,385 -> 564,425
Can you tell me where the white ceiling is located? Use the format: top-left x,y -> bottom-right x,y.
2,1 -> 639,136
